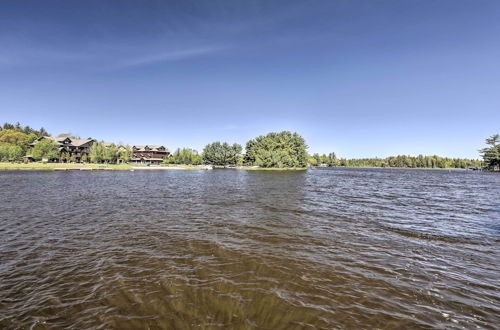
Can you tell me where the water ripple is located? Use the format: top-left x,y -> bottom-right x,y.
0,168 -> 499,329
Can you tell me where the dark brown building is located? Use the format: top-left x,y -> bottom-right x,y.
131,145 -> 170,165
29,136 -> 95,162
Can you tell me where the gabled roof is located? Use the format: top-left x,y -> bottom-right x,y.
71,138 -> 95,146
132,145 -> 170,152
31,136 -> 95,147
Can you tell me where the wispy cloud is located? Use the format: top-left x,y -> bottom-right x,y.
0,48 -> 96,68
0,45 -> 225,70
114,46 -> 224,69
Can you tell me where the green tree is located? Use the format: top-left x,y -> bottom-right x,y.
0,129 -> 29,148
104,144 -> 118,163
0,144 -> 8,161
481,134 -> 500,170
0,144 -> 24,162
118,146 -> 132,162
89,142 -> 105,163
31,139 -> 59,161
165,148 -> 203,165
2,123 -> 14,130
38,127 -> 49,137
202,142 -> 242,166
327,152 -> 338,166
313,153 -> 321,165
335,155 -> 482,169
307,155 -> 318,166
1,122 -> 50,138
60,152 -> 69,163
244,131 -> 308,168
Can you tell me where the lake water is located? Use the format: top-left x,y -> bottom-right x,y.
0,168 -> 499,329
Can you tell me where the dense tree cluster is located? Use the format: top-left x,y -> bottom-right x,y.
308,152 -> 338,166
89,142 -> 131,163
31,139 -> 59,161
244,131 -> 308,168
165,148 -> 203,165
334,155 -> 483,169
2,122 -> 49,137
480,134 -> 500,170
202,142 -> 242,166
0,122 -> 50,161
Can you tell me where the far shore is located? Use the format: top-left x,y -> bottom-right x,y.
0,162 -> 484,172
0,162 -> 308,171
0,163 -> 213,171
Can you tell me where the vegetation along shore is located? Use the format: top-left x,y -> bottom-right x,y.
0,122 -> 497,171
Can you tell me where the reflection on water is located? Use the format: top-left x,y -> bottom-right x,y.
0,168 -> 499,329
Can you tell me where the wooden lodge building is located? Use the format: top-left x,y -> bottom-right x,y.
28,136 -> 171,164
29,136 -> 95,162
131,145 -> 170,165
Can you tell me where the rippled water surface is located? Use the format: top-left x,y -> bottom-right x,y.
1,168 -> 499,329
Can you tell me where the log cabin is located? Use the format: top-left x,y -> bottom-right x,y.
29,136 -> 95,162
131,145 -> 170,165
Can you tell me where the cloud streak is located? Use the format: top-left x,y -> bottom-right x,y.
114,46 -> 224,69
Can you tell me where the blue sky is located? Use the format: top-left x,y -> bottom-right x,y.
1,0 -> 499,158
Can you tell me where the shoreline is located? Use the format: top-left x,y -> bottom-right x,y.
0,163 -> 212,171
0,162 -> 485,172
313,166 -> 471,171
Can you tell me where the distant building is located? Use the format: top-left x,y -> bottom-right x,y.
29,136 -> 95,162
131,145 -> 170,165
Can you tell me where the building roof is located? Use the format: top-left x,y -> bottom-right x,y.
132,145 -> 170,152
131,157 -> 166,161
71,138 -> 95,146
31,136 -> 95,147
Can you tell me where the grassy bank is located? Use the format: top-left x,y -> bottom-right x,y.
0,162 -> 134,170
0,162 -> 215,171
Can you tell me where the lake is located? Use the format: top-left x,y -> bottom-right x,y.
0,168 -> 499,329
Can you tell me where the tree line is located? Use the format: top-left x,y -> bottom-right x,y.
0,122 -> 49,162
335,155 -> 482,169
1,122 -> 495,170
304,152 -> 483,169
87,142 -> 132,163
0,122 -> 134,163
171,131 -> 308,168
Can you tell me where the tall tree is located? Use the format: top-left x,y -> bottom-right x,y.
1,122 -> 51,137
118,146 -> 132,162
31,139 -> 59,161
89,142 -> 105,163
104,144 -> 118,163
202,142 -> 242,166
244,131 -> 308,168
328,152 -> 338,166
481,134 -> 500,170
0,130 -> 29,147
166,148 -> 202,165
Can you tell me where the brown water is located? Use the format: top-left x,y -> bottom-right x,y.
0,168 -> 499,329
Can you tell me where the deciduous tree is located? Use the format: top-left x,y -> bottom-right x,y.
31,139 -> 59,161
202,142 -> 242,166
244,131 -> 308,168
